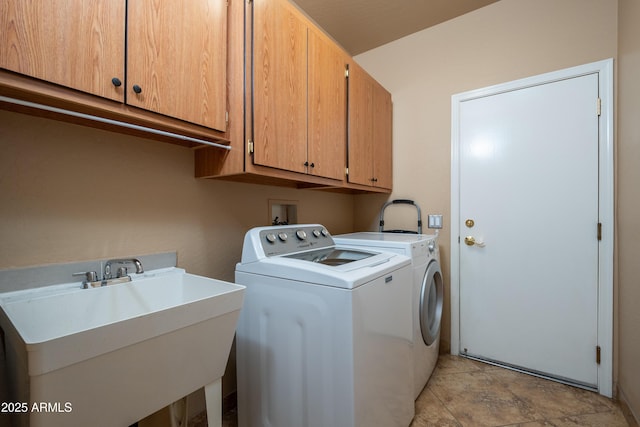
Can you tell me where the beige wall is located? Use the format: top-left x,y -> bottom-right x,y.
0,110 -> 356,276
354,0 -> 619,389
617,0 -> 640,421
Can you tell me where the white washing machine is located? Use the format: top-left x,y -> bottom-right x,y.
334,232 -> 443,398
235,224 -> 414,427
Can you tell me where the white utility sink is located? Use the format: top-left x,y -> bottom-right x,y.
0,267 -> 245,427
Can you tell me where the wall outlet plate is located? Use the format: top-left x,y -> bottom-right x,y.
428,214 -> 443,229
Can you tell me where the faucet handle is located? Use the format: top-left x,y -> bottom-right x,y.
73,271 -> 100,289
73,271 -> 99,282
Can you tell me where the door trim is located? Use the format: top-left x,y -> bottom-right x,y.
450,59 -> 614,397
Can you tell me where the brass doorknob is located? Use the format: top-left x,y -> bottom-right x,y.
464,236 -> 486,247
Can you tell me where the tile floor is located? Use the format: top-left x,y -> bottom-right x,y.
411,355 -> 628,427
198,355 -> 629,427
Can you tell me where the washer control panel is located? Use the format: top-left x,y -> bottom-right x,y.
260,225 -> 334,257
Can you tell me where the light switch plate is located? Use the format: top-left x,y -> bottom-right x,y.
428,214 -> 443,229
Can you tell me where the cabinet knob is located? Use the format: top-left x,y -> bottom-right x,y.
304,161 -> 309,167
310,163 -> 315,168
133,85 -> 142,94
111,77 -> 122,87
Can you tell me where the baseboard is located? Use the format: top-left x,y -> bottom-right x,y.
222,391 -> 238,414
618,385 -> 640,427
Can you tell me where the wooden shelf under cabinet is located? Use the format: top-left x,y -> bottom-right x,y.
0,71 -> 230,148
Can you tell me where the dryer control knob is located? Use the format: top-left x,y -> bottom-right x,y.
428,242 -> 435,252
278,232 -> 288,242
266,233 -> 277,243
312,229 -> 321,238
321,228 -> 329,237
296,230 -> 307,240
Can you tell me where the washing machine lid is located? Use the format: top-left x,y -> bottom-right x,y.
335,232 -> 437,245
284,247 -> 377,266
236,246 -> 410,289
237,225 -> 411,289
334,232 -> 438,258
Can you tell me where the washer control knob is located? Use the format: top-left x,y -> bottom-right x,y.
296,230 -> 307,240
312,229 -> 321,238
321,228 -> 329,237
428,242 -> 435,252
265,233 -> 277,243
278,232 -> 288,242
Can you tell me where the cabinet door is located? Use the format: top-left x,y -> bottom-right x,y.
252,0 -> 307,174
347,63 -> 374,186
372,82 -> 392,189
1,0 -> 125,101
127,0 -> 227,131
308,29 -> 347,180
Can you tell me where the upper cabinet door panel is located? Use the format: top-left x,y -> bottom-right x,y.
347,62 -> 374,186
252,0 -> 308,174
0,0 -> 125,101
372,81 -> 392,189
307,29 -> 347,181
127,0 -> 227,131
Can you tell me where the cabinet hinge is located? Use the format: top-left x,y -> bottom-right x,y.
345,66 -> 349,78
225,111 -> 229,124
247,140 -> 254,154
345,167 -> 349,176
597,222 -> 602,241
596,346 -> 601,364
597,98 -> 602,116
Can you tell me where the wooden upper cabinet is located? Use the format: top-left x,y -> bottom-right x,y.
252,0 -> 308,175
347,61 -> 392,189
307,28 -> 347,180
127,0 -> 227,132
252,0 -> 347,180
0,0 -> 125,101
1,0 -> 227,133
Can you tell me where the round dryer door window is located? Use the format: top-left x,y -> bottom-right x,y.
419,260 -> 443,346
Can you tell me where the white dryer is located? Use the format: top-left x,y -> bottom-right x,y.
235,224 -> 414,427
334,232 -> 443,398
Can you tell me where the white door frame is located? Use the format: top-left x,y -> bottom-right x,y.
450,59 -> 614,397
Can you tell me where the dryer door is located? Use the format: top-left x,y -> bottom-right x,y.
419,260 -> 443,345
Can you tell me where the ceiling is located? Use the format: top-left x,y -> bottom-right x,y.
291,0 -> 500,56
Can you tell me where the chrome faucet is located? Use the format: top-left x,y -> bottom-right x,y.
104,258 -> 144,280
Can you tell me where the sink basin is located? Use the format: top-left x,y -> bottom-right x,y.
0,268 -> 245,427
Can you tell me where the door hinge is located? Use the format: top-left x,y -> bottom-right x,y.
597,98 -> 602,116
596,346 -> 601,364
597,222 -> 602,241
247,140 -> 254,154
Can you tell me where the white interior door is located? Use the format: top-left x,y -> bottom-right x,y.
457,73 -> 600,388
